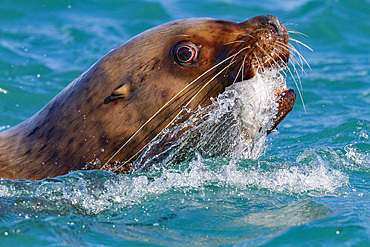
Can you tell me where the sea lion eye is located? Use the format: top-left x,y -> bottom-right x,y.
176,46 -> 195,63
172,42 -> 198,66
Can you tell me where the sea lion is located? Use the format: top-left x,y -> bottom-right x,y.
0,15 -> 296,180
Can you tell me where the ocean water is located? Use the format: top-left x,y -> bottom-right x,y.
0,0 -> 369,246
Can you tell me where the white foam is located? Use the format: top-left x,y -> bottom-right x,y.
0,87 -> 7,94
0,147 -> 349,215
60,154 -> 346,214
345,145 -> 370,171
0,185 -> 8,197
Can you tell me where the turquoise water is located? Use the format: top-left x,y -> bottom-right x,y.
1,0 -> 369,246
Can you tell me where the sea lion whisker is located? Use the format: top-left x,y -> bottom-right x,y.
232,33 -> 257,42
288,37 -> 313,51
287,30 -> 309,38
278,40 -> 310,72
110,57 -> 237,169
172,62 -> 236,126
272,45 -> 289,67
283,22 -> 298,27
285,42 -> 305,68
225,51 -> 241,76
233,52 -> 246,84
111,82 -> 207,172
232,55 -> 247,85
270,48 -> 289,77
228,44 -> 254,63
255,43 -> 284,71
275,40 -> 290,52
113,62 -> 236,172
235,33 -> 249,37
199,74 -> 228,106
289,52 -> 308,77
117,80 -> 207,169
287,54 -> 305,92
283,58 -> 306,113
241,55 -> 246,82
153,73 -> 214,117
101,54 -> 241,170
224,43 -> 257,78
254,53 -> 264,73
227,44 -> 256,83
225,40 -> 246,45
275,42 -> 296,72
274,43 -> 306,103
111,80 -> 208,172
287,42 -> 312,71
231,32 -> 246,36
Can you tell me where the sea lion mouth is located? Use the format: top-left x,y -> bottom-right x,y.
269,87 -> 296,133
227,15 -> 296,132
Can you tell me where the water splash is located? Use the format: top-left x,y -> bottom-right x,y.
344,145 -> 370,172
134,70 -> 285,172
0,152 -> 349,216
0,69 -> 351,216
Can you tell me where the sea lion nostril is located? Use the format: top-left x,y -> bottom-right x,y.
242,15 -> 285,38
269,22 -> 279,33
260,15 -> 284,37
270,20 -> 285,37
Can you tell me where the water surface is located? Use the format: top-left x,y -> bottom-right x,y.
0,0 -> 369,246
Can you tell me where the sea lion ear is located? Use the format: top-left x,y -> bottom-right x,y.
104,84 -> 131,104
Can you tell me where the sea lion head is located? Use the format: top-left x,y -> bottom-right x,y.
0,15 -> 296,179
98,15 -> 295,164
